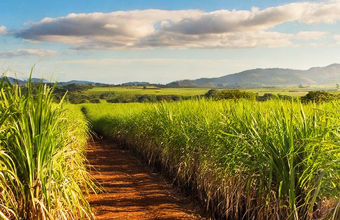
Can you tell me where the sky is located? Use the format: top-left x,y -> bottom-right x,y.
0,0 -> 340,84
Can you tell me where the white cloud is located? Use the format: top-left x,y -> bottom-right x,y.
16,10 -> 201,47
161,2 -> 340,36
0,49 -> 57,58
14,1 -> 340,49
293,31 -> 327,40
137,31 -> 295,49
0,26 -> 7,35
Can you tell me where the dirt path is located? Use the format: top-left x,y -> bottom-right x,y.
86,139 -> 207,220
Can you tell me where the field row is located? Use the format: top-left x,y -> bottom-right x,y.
0,78 -> 95,219
83,99 -> 340,220
84,85 -> 339,97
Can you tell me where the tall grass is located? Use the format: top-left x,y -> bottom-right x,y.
0,75 -> 95,219
83,99 -> 340,219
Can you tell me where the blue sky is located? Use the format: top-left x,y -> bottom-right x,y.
0,0 -> 339,83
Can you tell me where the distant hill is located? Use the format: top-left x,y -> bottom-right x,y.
0,77 -> 26,85
121,81 -> 151,86
30,78 -> 49,83
168,64 -> 340,88
59,80 -> 108,86
0,77 -> 107,86
2,63 -> 340,88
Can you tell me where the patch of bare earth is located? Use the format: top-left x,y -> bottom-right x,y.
86,139 -> 208,220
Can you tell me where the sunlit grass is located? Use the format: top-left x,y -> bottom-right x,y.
83,99 -> 340,220
84,86 -> 212,96
83,85 -> 340,98
0,74 -> 95,219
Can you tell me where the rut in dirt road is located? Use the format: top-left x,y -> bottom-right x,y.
86,139 -> 207,220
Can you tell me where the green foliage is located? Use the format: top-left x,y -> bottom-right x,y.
64,88 -> 191,104
106,94 -> 186,103
205,89 -> 256,100
54,84 -> 93,93
83,100 -> 340,220
0,75 -> 95,219
302,91 -> 340,103
55,84 -> 340,104
257,93 -> 293,101
99,91 -> 116,99
67,93 -> 101,104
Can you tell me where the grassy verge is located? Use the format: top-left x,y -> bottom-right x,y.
82,99 -> 340,220
0,76 -> 95,219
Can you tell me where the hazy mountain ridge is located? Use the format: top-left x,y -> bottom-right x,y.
121,81 -> 151,86
0,77 -> 107,86
0,77 -> 26,85
168,64 -> 340,87
2,63 -> 340,87
59,80 -> 108,86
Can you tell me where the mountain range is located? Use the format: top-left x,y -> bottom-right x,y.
2,63 -> 340,88
168,63 -> 340,88
0,77 -> 108,86
59,80 -> 108,86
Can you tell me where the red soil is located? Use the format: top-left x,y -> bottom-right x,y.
86,139 -> 208,220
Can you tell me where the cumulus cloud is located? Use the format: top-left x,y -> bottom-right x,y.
137,31 -> 295,49
0,49 -> 57,58
14,1 -> 340,49
161,2 -> 340,36
0,26 -> 7,35
293,31 -> 327,40
16,10 -> 201,47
